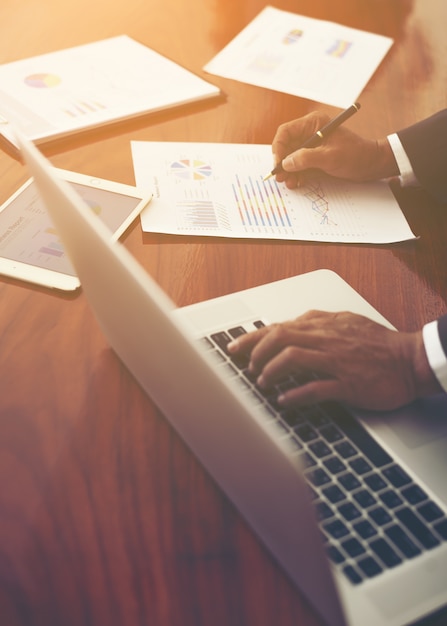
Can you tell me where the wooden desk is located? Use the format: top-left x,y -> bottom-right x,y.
0,1 -> 446,624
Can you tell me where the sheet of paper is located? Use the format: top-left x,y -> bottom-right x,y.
203,6 -> 393,108
0,36 -> 220,148
131,141 -> 416,244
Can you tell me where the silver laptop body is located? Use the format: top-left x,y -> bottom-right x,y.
18,133 -> 447,626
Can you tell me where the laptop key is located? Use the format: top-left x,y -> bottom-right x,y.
382,465 -> 412,488
369,538 -> 402,567
306,467 -> 331,487
334,440 -> 357,459
308,440 -> 332,458
434,519 -> 447,540
364,473 -> 387,492
228,326 -> 247,338
369,506 -> 392,526
323,456 -> 347,475
324,402 -> 393,467
395,508 -> 440,549
315,501 -> 334,520
417,501 -> 444,523
294,423 -> 319,442
338,472 -> 361,491
379,490 -> 403,509
385,525 -> 421,558
357,556 -> 383,578
343,564 -> 363,585
210,330 -> 232,353
322,484 -> 346,504
341,537 -> 366,558
353,519 -> 377,540
319,424 -> 343,443
338,502 -> 362,521
327,545 -> 345,564
323,519 -> 350,539
210,331 -> 249,369
401,484 -> 428,505
353,489 -> 376,509
349,457 -> 372,475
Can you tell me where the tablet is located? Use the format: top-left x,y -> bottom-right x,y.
0,169 -> 152,291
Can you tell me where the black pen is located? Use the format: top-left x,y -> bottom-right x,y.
263,102 -> 361,181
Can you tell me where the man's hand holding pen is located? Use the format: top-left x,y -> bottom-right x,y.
267,106 -> 400,189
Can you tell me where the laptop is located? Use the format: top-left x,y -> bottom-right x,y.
17,132 -> 447,626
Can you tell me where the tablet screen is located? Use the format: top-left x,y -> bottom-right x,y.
0,179 -> 143,277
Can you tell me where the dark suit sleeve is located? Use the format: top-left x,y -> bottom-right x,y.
438,314 -> 447,358
397,109 -> 447,203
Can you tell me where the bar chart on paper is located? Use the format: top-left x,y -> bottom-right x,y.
232,174 -> 292,232
131,141 -> 416,244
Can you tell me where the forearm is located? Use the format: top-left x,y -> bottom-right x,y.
395,110 -> 447,203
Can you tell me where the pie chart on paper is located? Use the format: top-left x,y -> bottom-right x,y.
24,73 -> 62,88
170,159 -> 213,181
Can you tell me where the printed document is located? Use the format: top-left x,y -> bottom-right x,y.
131,141 -> 416,244
203,6 -> 393,108
0,36 -> 220,149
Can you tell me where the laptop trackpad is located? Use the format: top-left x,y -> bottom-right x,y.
379,395 -> 447,448
360,395 -> 447,504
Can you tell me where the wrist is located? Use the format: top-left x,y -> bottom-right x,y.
372,138 -> 401,180
409,331 -> 444,397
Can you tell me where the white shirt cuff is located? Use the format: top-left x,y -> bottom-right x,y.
387,133 -> 419,187
422,320 -> 447,392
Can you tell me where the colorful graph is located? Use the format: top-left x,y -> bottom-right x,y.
24,73 -> 61,88
40,241 -> 64,257
176,201 -> 219,229
303,181 -> 337,226
326,39 -> 353,58
39,226 -> 64,257
283,29 -> 303,45
170,159 -> 213,181
232,174 -> 292,230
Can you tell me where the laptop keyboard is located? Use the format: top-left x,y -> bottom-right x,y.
201,321 -> 447,585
